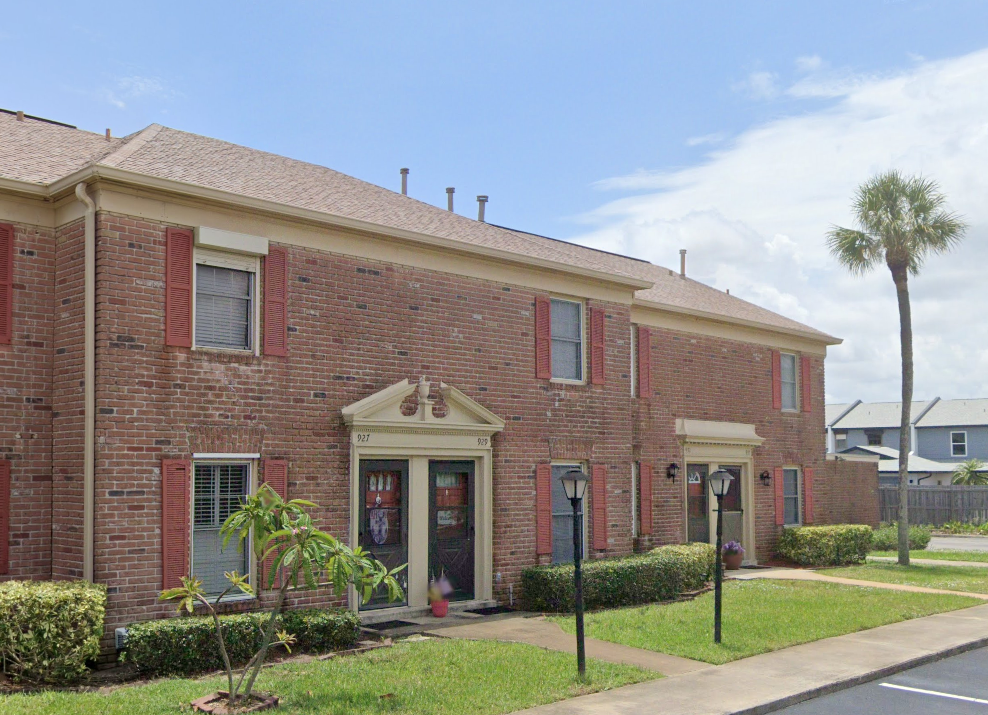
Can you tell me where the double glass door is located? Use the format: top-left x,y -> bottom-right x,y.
686,463 -> 744,550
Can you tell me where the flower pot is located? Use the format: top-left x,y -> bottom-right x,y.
431,599 -> 449,617
723,552 -> 743,571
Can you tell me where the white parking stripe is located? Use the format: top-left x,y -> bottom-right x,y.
881,682 -> 988,705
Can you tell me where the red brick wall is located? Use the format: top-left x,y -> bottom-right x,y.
817,459 -> 880,527
0,220 -> 55,581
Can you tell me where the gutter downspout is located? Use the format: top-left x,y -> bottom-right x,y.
75,182 -> 96,583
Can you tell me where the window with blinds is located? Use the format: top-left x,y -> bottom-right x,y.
195,264 -> 253,350
783,468 -> 801,526
550,298 -> 583,381
780,352 -> 798,411
193,463 -> 250,595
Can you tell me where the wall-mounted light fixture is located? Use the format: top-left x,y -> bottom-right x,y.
666,463 -> 680,482
759,470 -> 771,486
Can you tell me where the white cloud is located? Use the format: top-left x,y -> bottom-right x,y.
733,71 -> 779,100
100,75 -> 177,109
795,55 -> 824,73
686,132 -> 727,147
573,48 -> 988,403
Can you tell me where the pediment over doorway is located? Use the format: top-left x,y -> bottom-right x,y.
341,378 -> 506,435
676,419 -> 764,447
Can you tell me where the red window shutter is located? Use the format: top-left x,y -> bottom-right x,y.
771,350 -> 782,410
0,223 -> 14,345
262,459 -> 289,587
263,247 -> 289,357
0,460 -> 10,574
161,459 -> 191,589
535,464 -> 552,555
801,355 -> 812,413
592,464 -> 608,550
639,462 -> 653,536
590,307 -> 605,384
535,297 -> 552,379
774,466 -> 786,526
164,227 -> 193,347
803,468 -> 815,524
636,326 -> 652,396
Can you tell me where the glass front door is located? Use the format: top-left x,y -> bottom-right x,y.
720,465 -> 744,547
359,459 -> 409,609
428,461 -> 475,601
686,463 -> 709,544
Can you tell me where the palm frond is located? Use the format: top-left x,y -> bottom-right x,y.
825,226 -> 882,275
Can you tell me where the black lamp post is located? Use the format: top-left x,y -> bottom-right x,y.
560,468 -> 590,679
708,469 -> 734,644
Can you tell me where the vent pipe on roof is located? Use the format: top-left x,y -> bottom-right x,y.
105,128 -> 111,141
400,168 -> 409,195
15,110 -> 24,121
446,187 -> 455,212
477,195 -> 488,222
679,249 -> 687,277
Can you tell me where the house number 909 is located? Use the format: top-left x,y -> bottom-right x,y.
356,434 -> 371,443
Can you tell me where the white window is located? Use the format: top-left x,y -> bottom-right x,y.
194,249 -> 260,353
951,431 -> 968,457
550,298 -> 584,382
192,461 -> 252,596
550,462 -> 587,564
783,468 -> 801,526
780,352 -> 798,411
630,326 -> 637,397
834,432 -> 847,452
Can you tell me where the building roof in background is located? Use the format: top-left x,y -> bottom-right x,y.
839,445 -> 961,473
828,398 -> 988,429
0,111 -> 838,343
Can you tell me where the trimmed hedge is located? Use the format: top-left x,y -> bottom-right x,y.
522,542 -> 716,613
0,580 -> 106,684
777,524 -> 873,566
125,607 -> 359,676
870,522 -> 932,551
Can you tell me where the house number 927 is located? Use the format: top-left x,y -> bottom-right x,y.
356,433 -> 371,443
477,437 -> 489,446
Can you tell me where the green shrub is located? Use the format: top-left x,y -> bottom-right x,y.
777,524 -> 873,566
521,542 -> 715,613
125,607 -> 359,677
870,522 -> 932,551
0,580 -> 106,684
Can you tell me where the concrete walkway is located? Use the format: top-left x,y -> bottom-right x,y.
732,566 -> 988,600
514,602 -> 988,714
425,615 -> 710,676
869,555 -> 988,568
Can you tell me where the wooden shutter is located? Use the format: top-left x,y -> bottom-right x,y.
803,467 -> 815,524
0,223 -> 13,345
262,459 -> 288,587
263,247 -> 289,356
164,227 -> 194,347
161,459 -> 191,589
771,350 -> 782,410
535,464 -> 552,555
639,462 -> 653,536
589,307 -> 605,384
801,355 -> 812,413
773,466 -> 785,526
592,464 -> 608,550
535,297 -> 552,379
636,326 -> 652,396
0,460 -> 9,574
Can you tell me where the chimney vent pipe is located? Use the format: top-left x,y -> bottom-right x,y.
105,128 -> 111,141
446,187 -> 455,212
679,249 -> 687,277
15,111 -> 24,121
477,195 -> 488,222
400,168 -> 409,195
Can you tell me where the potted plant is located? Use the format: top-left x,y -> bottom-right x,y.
161,484 -> 405,714
722,540 -> 744,570
428,571 -> 453,617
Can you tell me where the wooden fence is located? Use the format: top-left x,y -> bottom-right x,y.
879,485 -> 988,526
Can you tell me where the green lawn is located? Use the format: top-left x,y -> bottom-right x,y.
0,639 -> 654,715
550,580 -> 978,665
871,550 -> 988,563
830,563 -> 988,594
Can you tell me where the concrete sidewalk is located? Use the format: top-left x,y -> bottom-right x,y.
513,602 -> 988,714
869,555 -> 988,568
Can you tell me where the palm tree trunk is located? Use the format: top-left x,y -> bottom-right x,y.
891,263 -> 912,566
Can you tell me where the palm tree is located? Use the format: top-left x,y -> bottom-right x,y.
953,459 -> 988,486
827,171 -> 966,566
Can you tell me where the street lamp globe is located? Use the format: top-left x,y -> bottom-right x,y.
708,469 -> 734,498
560,469 -> 590,502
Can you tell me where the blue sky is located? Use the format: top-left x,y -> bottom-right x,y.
4,1 -> 988,402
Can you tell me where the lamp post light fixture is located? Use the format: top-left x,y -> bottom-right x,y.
560,468 -> 590,679
708,469 -> 735,644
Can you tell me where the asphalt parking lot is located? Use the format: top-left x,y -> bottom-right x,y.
929,535 -> 988,552
778,646 -> 988,714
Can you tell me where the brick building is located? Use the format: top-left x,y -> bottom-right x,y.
0,110 -> 871,639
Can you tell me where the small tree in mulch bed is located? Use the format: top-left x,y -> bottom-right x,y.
162,485 -> 405,713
